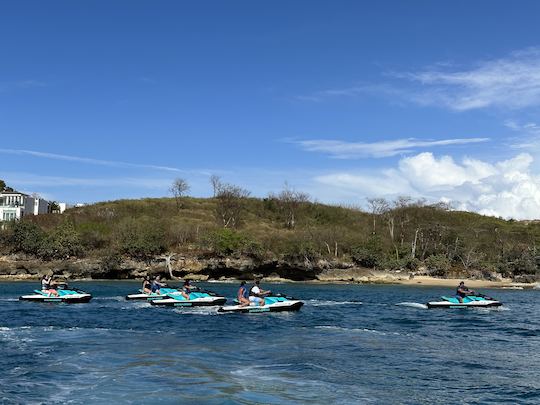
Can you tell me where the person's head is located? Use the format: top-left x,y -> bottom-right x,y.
144,276 -> 149,281
183,280 -> 190,286
459,281 -> 465,286
255,280 -> 260,286
240,281 -> 246,286
155,275 -> 161,281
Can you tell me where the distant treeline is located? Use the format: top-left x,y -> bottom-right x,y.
1,178 -> 540,279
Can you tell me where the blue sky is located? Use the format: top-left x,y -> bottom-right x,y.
2,1 -> 540,218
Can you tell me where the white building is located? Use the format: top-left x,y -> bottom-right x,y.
0,190 -> 62,221
0,191 -> 27,221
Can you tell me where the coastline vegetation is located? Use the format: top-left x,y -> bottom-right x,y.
1,178 -> 540,281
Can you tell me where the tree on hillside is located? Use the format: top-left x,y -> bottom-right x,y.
215,182 -> 250,228
49,201 -> 61,213
210,174 -> 221,197
169,178 -> 190,210
270,183 -> 310,229
366,198 -> 389,235
0,180 -> 5,192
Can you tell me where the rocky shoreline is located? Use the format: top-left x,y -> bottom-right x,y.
1,254 -> 538,288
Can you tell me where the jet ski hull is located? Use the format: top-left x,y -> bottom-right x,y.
218,300 -> 304,313
150,297 -> 227,307
125,293 -> 171,301
427,300 -> 502,309
19,294 -> 92,303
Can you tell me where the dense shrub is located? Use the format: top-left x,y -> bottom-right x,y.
38,221 -> 83,260
8,221 -> 46,256
115,218 -> 166,262
204,228 -> 257,256
351,236 -> 384,268
425,254 -> 452,276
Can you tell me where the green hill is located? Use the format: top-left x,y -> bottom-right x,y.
1,196 -> 539,281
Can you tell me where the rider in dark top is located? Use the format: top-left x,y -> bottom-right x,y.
181,280 -> 193,300
151,276 -> 165,294
456,281 -> 476,303
142,276 -> 152,294
237,281 -> 250,306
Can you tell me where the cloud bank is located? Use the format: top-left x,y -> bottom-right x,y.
395,47 -> 540,111
296,137 -> 489,158
315,152 -> 540,219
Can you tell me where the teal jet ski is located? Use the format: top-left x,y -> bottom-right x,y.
150,289 -> 227,307
125,287 -> 183,301
20,288 -> 92,303
218,295 -> 304,313
427,294 -> 501,309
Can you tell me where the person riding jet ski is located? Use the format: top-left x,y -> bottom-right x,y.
181,279 -> 195,300
456,281 -> 477,303
41,275 -> 59,297
249,280 -> 270,306
237,281 -> 250,306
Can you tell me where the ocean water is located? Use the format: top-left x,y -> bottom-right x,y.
0,281 -> 538,405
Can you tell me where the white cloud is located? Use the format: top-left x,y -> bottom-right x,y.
396,48 -> 540,111
0,148 -> 195,173
313,152 -> 540,219
296,137 -> 489,158
505,120 -> 540,150
300,47 -> 540,112
1,172 -> 174,189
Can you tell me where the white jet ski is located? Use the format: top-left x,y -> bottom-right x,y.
150,290 -> 227,307
218,295 -> 304,313
427,294 -> 502,309
20,288 -> 92,303
125,287 -> 182,301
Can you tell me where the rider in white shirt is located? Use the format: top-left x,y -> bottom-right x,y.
249,280 -> 270,306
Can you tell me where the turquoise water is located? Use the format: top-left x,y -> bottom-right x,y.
1,282 -> 538,404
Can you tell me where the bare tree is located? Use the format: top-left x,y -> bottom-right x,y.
210,175 -> 221,197
215,182 -> 250,228
270,183 -> 310,229
366,198 -> 389,235
170,178 -> 190,210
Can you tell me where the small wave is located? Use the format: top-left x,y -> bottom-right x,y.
307,299 -> 363,307
475,306 -> 511,312
94,296 -> 126,302
314,325 -> 403,336
172,307 -> 220,316
395,302 -> 428,309
0,298 -> 19,301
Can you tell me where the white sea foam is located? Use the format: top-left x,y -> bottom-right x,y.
307,299 -> 363,307
172,307 -> 220,316
395,302 -> 428,309
314,325 -> 404,336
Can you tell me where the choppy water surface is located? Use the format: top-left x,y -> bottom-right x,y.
0,282 -> 538,404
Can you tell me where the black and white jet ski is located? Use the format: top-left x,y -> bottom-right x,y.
218,295 -> 304,313
150,289 -> 227,307
427,294 -> 502,309
19,287 -> 92,303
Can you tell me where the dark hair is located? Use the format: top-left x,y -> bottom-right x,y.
255,280 -> 260,285
183,280 -> 190,285
240,281 -> 246,286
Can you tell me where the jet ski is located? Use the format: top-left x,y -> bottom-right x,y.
150,289 -> 227,307
19,287 -> 92,303
125,287 -> 183,301
218,295 -> 304,313
427,294 -> 502,309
